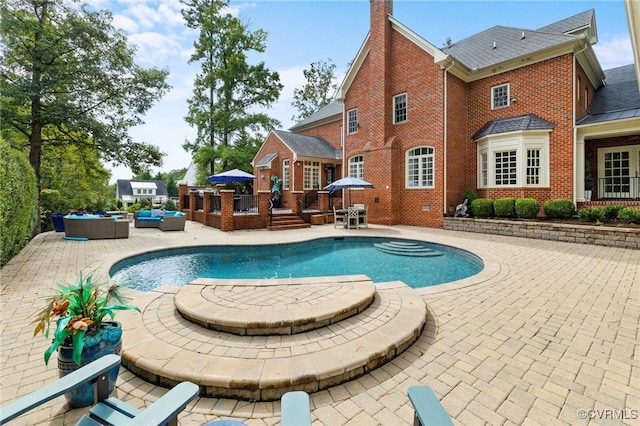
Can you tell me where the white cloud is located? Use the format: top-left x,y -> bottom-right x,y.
593,35 -> 634,70
129,32 -> 183,65
276,66 -> 306,101
113,14 -> 139,33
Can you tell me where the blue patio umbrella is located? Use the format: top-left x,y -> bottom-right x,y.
207,169 -> 256,183
324,177 -> 374,206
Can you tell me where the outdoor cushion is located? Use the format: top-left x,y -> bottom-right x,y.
138,210 -> 152,217
136,217 -> 161,222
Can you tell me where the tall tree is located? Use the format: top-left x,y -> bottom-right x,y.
181,0 -> 282,175
291,59 -> 337,122
1,0 -> 170,231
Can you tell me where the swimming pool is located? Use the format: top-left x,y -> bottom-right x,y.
109,237 -> 483,290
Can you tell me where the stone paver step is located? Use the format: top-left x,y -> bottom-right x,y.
119,277 -> 427,401
373,242 -> 443,257
175,276 -> 376,335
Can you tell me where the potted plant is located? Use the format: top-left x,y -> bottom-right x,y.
33,271 -> 140,407
271,175 -> 283,208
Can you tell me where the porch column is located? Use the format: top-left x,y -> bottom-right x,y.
576,136 -> 586,202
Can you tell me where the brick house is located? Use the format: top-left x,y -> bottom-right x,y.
253,0 -> 640,227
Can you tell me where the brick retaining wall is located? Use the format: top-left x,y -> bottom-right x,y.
443,217 -> 640,249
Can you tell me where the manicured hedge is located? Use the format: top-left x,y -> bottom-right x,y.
470,198 -> 494,218
619,207 -> 640,224
543,199 -> 575,219
0,139 -> 38,266
603,205 -> 625,220
494,197 -> 516,218
515,198 -> 540,218
578,207 -> 604,223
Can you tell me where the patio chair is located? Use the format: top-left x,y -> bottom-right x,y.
333,205 -> 345,228
347,206 -> 360,229
0,354 -> 199,426
281,390 -> 311,426
354,204 -> 368,228
407,385 -> 453,426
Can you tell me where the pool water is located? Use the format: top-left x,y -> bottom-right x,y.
109,237 -> 483,290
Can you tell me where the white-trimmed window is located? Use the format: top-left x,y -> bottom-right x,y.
406,146 -> 434,188
283,159 -> 290,189
303,161 -> 320,190
495,150 -> 517,185
348,155 -> 364,179
477,133 -> 549,188
347,109 -> 358,134
526,149 -> 541,185
480,153 -> 488,187
491,84 -> 509,109
394,93 -> 407,123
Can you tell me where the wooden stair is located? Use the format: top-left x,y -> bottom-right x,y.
267,213 -> 310,231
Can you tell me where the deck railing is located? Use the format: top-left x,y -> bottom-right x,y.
592,177 -> 639,200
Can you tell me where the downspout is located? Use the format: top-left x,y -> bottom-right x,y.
443,59 -> 455,216
573,42 -> 588,206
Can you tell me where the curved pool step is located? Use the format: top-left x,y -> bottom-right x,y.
175,276 -> 376,335
374,241 -> 443,257
118,276 -> 427,401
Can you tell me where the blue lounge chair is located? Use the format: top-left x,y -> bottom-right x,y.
407,385 -> 453,426
0,354 -> 198,426
281,391 -> 311,426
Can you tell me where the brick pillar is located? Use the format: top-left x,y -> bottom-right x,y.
189,191 -> 197,222
220,190 -> 234,232
317,191 -> 330,213
258,191 -> 271,227
202,190 -> 212,226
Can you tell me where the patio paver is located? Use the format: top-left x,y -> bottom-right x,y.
0,221 -> 638,425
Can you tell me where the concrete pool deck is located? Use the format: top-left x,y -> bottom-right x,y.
0,221 -> 638,425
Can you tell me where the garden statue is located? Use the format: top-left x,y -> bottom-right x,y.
454,198 -> 469,217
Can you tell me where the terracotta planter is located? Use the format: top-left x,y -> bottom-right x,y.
57,322 -> 122,408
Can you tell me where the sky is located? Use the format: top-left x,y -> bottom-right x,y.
98,0 -> 635,183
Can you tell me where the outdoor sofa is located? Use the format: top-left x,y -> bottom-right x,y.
63,214 -> 129,240
134,210 -> 186,231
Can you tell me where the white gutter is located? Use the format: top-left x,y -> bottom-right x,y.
443,59 -> 455,215
573,42 -> 589,206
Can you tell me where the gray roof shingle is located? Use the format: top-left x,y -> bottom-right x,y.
274,130 -> 340,160
443,25 -> 578,71
289,101 -> 342,131
536,10 -> 594,35
473,114 -> 556,140
577,64 -> 640,125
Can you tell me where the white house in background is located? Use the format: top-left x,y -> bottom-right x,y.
116,179 -> 168,207
177,162 -> 198,186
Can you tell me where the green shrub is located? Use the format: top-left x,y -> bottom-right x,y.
163,199 -> 177,210
619,207 -> 640,224
40,189 -> 72,231
0,139 -> 38,266
543,199 -> 575,219
603,204 -> 625,220
515,198 -> 540,218
462,188 -> 477,205
139,198 -> 152,209
470,198 -> 494,218
494,198 -> 516,218
127,203 -> 141,213
578,207 -> 604,223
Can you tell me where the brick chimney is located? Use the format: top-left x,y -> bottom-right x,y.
368,0 -> 393,146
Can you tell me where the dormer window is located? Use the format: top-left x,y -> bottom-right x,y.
491,84 -> 510,109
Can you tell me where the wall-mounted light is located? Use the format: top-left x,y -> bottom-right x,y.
260,174 -> 265,180
510,97 -> 517,103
